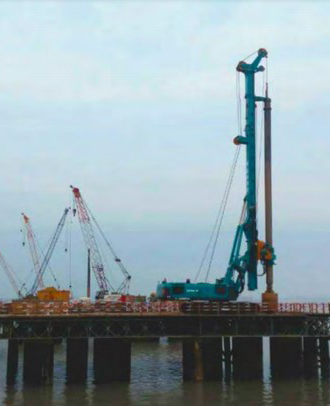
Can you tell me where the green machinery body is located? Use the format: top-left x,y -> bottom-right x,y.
156,49 -> 275,301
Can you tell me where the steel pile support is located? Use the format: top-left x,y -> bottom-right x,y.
182,339 -> 196,381
223,337 -> 232,381
23,340 -> 54,384
303,337 -> 318,378
232,337 -> 263,380
202,338 -> 223,380
66,338 -> 89,383
93,338 -> 131,383
319,338 -> 330,378
6,339 -> 19,385
270,337 -> 302,379
261,89 -> 278,306
182,338 -> 222,381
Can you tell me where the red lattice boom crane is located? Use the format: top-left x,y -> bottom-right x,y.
71,185 -> 131,300
21,213 -> 45,289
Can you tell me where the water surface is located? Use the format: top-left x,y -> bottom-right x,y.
1,339 -> 329,405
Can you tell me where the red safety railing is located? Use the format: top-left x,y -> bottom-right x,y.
0,300 -> 329,316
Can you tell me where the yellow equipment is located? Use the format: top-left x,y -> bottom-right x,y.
36,287 -> 70,301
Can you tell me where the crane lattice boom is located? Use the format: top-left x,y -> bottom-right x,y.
71,186 -> 113,297
0,250 -> 21,297
29,208 -> 70,295
71,185 -> 131,299
22,213 -> 44,289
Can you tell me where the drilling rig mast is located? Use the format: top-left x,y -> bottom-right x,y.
156,48 -> 276,302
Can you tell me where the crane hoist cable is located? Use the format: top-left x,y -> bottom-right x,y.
242,50 -> 258,62
194,145 -> 241,283
204,145 -> 241,282
85,203 -> 131,292
194,70 -> 243,283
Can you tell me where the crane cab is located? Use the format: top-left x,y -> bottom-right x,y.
156,279 -> 238,301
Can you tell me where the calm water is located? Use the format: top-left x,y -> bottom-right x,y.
0,338 -> 329,405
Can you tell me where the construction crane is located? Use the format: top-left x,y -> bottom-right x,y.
28,208 -> 70,296
156,49 -> 276,302
70,185 -> 131,300
21,213 -> 44,289
0,250 -> 24,298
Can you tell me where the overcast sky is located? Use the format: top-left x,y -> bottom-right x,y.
0,0 -> 329,301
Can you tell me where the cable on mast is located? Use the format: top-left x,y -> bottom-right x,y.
194,68 -> 243,283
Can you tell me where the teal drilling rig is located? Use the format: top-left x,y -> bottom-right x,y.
156,49 -> 277,302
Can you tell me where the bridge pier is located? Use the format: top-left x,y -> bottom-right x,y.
66,338 -> 89,383
182,338 -> 222,381
23,340 -> 54,384
7,340 -> 19,385
182,339 -> 196,381
202,338 -> 222,380
319,338 -> 330,378
270,337 -> 302,379
223,337 -> 232,381
93,338 -> 131,383
232,337 -> 263,380
303,337 -> 318,378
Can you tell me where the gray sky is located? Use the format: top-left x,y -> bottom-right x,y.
0,1 -> 329,301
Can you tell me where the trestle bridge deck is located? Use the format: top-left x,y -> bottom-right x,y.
0,302 -> 329,339
3,301 -> 330,384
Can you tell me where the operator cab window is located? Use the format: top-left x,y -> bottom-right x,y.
173,285 -> 184,294
216,286 -> 226,295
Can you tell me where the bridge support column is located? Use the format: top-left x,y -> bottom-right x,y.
202,338 -> 222,380
66,338 -> 88,383
7,340 -> 19,385
223,337 -> 232,381
23,340 -> 54,384
182,339 -> 196,381
270,337 -> 302,379
232,337 -> 263,380
303,338 -> 318,378
182,338 -> 222,381
93,338 -> 131,383
319,338 -> 330,378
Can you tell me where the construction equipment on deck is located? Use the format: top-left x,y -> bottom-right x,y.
21,213 -> 45,289
27,208 -> 70,300
156,48 -> 277,302
71,186 -> 131,300
0,250 -> 24,298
